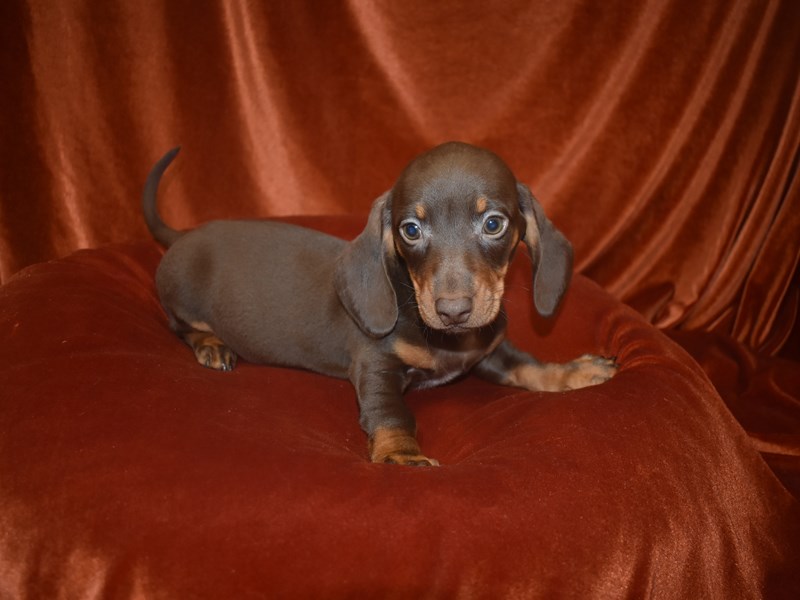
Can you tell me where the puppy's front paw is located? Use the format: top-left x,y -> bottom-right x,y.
564,354 -> 617,389
382,453 -> 440,467
369,427 -> 440,467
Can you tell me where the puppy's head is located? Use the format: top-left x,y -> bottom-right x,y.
335,142 -> 573,337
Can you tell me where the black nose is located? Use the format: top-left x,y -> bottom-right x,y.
435,297 -> 473,326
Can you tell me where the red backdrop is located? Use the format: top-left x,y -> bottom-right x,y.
1,0 -> 798,355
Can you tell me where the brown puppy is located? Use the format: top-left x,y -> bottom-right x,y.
142,142 -> 617,466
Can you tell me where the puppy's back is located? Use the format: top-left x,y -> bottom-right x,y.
156,220 -> 355,376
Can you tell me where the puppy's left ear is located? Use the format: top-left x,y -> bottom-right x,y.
334,191 -> 399,337
517,183 -> 574,318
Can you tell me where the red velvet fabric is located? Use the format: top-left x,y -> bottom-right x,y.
668,329 -> 800,501
1,216 -> 798,597
1,0 -> 798,355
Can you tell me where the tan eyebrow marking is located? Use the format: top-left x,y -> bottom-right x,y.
475,197 -> 488,213
415,204 -> 426,219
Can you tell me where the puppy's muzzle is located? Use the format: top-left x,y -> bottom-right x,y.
415,278 -> 503,332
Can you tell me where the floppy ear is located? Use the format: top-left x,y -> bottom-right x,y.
334,191 -> 398,337
517,183 -> 574,318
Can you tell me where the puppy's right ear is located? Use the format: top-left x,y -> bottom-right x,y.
335,192 -> 398,337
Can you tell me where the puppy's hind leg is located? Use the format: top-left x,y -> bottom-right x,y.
170,316 -> 238,372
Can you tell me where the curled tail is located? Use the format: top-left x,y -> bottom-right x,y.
142,146 -> 183,247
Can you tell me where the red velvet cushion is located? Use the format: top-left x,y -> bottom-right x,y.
1,216 -> 798,597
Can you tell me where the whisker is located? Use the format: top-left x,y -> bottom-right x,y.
398,281 -> 416,291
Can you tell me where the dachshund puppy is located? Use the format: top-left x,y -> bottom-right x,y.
143,142 -> 617,466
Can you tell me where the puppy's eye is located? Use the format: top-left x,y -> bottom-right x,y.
399,220 -> 423,243
482,214 -> 508,237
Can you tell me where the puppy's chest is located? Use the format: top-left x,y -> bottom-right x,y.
393,333 -> 503,390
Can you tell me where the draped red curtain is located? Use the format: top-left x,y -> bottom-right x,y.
1,0 -> 798,354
